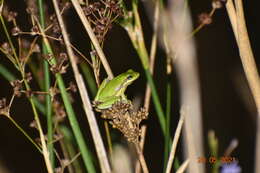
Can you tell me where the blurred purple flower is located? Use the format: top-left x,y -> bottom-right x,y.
220,161 -> 241,173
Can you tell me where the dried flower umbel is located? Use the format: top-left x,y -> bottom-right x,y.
82,0 -> 123,43
10,80 -> 23,97
0,98 -> 9,116
48,53 -> 69,74
95,101 -> 148,144
198,13 -> 212,25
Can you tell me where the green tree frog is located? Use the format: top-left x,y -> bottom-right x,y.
94,69 -> 139,110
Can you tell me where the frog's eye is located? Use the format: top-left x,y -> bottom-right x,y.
127,75 -> 133,80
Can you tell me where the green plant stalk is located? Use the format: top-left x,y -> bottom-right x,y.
129,0 -> 166,136
208,131 -> 219,173
174,159 -> 180,171
163,81 -> 171,172
80,63 -> 97,97
144,68 -> 166,135
40,33 -> 95,172
27,87 -> 54,173
37,0 -> 54,167
134,38 -> 166,135
59,125 -> 84,173
56,74 -> 96,173
127,27 -> 167,135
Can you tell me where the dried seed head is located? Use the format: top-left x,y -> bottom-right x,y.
49,87 -> 59,98
7,11 -> 17,22
53,99 -> 66,122
25,72 -> 32,82
61,159 -> 70,166
54,167 -> 62,173
30,25 -> 39,35
26,7 -> 37,15
0,98 -> 7,109
11,26 -> 21,36
50,65 -> 60,75
0,98 -> 9,116
50,14 -> 61,36
1,42 -> 12,55
32,44 -> 40,53
53,133 -> 63,141
212,0 -> 227,9
59,52 -> 68,61
83,0 -> 123,43
10,80 -> 23,97
25,90 -> 33,98
64,2 -> 72,10
198,13 -> 212,25
43,53 -> 54,61
69,82 -> 77,93
29,120 -> 37,128
96,101 -> 148,143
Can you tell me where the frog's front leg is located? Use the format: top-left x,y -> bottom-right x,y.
94,78 -> 110,101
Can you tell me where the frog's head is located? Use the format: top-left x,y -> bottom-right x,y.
122,69 -> 140,86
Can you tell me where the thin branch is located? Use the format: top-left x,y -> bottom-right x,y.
135,143 -> 149,173
165,110 -> 185,173
176,159 -> 189,173
225,0 -> 238,41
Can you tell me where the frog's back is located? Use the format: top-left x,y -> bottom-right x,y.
94,75 -> 124,102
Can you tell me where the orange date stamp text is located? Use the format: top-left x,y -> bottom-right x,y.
197,156 -> 237,164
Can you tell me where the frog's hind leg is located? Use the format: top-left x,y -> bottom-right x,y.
96,96 -> 121,110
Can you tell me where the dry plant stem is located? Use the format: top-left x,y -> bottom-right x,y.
225,0 -> 238,41
224,139 -> 238,156
226,1 -> 260,172
29,94 -> 54,173
165,111 -> 185,173
235,0 -> 260,109
135,2 -> 159,173
70,0 -> 114,79
52,0 -> 112,172
168,0 -> 204,172
135,143 -> 149,173
176,159 -> 189,173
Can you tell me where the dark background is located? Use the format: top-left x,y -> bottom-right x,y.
0,0 -> 259,172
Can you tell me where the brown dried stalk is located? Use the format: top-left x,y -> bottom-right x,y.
226,1 -> 260,172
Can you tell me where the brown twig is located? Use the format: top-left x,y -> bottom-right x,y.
135,143 -> 149,173
176,159 -> 189,173
165,110 -> 185,173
